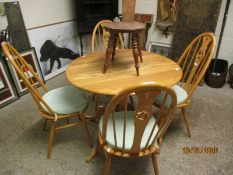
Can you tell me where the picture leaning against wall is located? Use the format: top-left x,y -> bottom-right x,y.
0,59 -> 18,108
27,21 -> 80,80
6,48 -> 43,95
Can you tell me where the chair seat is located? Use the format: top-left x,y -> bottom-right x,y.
42,86 -> 87,115
99,111 -> 158,151
155,85 -> 188,106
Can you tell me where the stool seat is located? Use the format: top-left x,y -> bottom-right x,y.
104,21 -> 145,32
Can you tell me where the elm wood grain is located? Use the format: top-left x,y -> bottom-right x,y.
66,49 -> 182,96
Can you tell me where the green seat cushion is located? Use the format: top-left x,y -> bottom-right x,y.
42,86 -> 87,115
155,85 -> 188,106
99,111 -> 158,151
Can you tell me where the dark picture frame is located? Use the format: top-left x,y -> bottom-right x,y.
6,47 -> 44,96
0,57 -> 18,108
148,42 -> 171,58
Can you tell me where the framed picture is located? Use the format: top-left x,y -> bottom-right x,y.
147,42 -> 171,58
0,57 -> 18,108
27,21 -> 80,80
6,47 -> 44,95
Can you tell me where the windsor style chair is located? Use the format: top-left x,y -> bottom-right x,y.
89,83 -> 177,175
1,42 -> 92,159
155,32 -> 216,137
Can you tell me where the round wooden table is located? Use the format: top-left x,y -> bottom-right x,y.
66,49 -> 182,95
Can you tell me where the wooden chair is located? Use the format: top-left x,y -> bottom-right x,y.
96,83 -> 177,175
155,32 -> 216,137
91,20 -> 124,52
1,41 -> 92,159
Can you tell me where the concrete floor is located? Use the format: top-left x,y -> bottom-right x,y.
0,73 -> 233,175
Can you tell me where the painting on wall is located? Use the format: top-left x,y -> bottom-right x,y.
0,58 -> 18,108
6,48 -> 43,95
27,21 -> 80,80
148,42 -> 171,58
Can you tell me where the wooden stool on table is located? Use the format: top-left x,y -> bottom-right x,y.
102,0 -> 145,76
103,21 -> 145,76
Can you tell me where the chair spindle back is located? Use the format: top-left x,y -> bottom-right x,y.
177,32 -> 215,99
1,42 -> 54,115
100,84 -> 177,154
92,20 -> 124,52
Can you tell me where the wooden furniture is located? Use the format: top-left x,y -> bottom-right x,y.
103,0 -> 145,76
155,32 -> 216,137
134,13 -> 154,49
97,83 -> 177,175
91,20 -> 125,116
1,42 -> 92,159
66,49 -> 182,96
91,20 -> 125,52
76,0 -> 118,55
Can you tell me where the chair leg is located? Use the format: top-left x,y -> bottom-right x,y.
43,118 -> 48,131
103,153 -> 112,175
94,94 -> 100,116
152,153 -> 159,175
80,114 -> 93,148
181,107 -> 191,137
86,139 -> 101,163
47,121 -> 56,159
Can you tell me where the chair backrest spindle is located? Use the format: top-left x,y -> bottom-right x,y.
177,32 -> 215,99
100,84 -> 177,155
92,20 -> 125,52
1,42 -> 55,116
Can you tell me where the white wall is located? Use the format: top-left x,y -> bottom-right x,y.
3,0 -> 233,66
0,15 -> 8,31
215,0 -> 233,67
19,0 -> 76,29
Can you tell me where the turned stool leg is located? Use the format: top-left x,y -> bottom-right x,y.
111,33 -> 119,62
138,46 -> 143,63
103,32 -> 115,73
136,36 -> 143,63
132,32 -> 140,76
